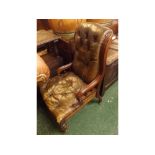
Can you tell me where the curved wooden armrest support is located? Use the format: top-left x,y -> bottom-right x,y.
57,63 -> 72,75
76,75 -> 102,100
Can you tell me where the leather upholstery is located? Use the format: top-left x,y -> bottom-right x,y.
40,72 -> 96,123
72,23 -> 110,83
37,54 -> 50,83
106,38 -> 118,65
39,23 -> 113,125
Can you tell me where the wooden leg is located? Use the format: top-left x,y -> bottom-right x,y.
96,94 -> 102,104
100,80 -> 106,96
96,81 -> 103,104
60,121 -> 68,132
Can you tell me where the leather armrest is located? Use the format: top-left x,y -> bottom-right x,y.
57,63 -> 72,75
37,54 -> 50,83
76,75 -> 102,100
37,74 -> 49,83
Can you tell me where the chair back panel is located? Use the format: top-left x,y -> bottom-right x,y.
72,23 -> 113,83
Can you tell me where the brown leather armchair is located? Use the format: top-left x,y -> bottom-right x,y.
39,23 -> 113,131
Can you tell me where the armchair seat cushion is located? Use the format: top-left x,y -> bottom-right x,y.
40,72 -> 96,123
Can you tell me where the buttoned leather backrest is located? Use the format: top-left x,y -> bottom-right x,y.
72,23 -> 112,83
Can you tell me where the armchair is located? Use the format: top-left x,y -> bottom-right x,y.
39,23 -> 113,131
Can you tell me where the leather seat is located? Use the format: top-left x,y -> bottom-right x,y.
40,72 -> 96,123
